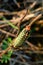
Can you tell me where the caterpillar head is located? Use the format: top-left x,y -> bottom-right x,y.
25,25 -> 30,31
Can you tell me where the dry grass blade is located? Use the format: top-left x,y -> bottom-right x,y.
35,20 -> 43,24
29,14 -> 42,26
29,1 -> 37,9
0,24 -> 8,28
26,40 -> 39,51
0,29 -> 16,37
32,7 -> 43,12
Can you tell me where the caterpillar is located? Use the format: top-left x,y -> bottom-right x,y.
12,25 -> 30,47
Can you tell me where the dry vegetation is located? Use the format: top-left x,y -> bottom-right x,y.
0,0 -> 43,65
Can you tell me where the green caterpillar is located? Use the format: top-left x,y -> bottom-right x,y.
12,26 -> 30,47
12,28 -> 27,47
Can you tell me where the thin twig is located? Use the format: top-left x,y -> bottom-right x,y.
0,24 -> 8,28
13,0 -> 20,8
29,1 -> 37,9
25,50 -> 43,54
35,20 -> 43,24
0,29 -> 16,37
32,7 -> 43,13
29,14 -> 42,26
26,40 -> 39,50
